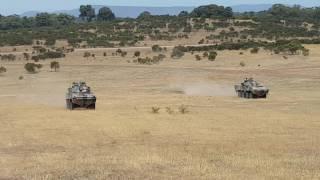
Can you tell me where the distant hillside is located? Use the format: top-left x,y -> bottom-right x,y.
20,4 -> 274,18
21,6 -> 195,18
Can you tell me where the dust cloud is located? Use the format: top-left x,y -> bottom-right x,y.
167,83 -> 234,96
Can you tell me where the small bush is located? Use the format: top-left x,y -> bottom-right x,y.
83,52 -> 91,58
195,55 -> 202,61
203,52 -> 209,57
250,47 -> 259,54
166,107 -> 174,114
23,53 -> 30,60
103,52 -> 107,56
179,105 -> 188,114
0,66 -> 7,74
152,45 -> 163,52
208,51 -> 217,61
240,61 -> 246,67
24,63 -> 43,73
1,54 -> 16,61
302,49 -> 310,56
19,75 -> 24,80
134,51 -> 141,57
151,107 -> 160,113
121,51 -> 127,57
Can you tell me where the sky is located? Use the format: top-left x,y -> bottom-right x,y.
0,0 -> 319,15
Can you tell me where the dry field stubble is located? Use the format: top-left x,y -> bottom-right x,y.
0,45 -> 320,179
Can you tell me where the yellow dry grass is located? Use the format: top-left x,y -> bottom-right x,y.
0,45 -> 320,179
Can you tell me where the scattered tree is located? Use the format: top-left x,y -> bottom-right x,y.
50,61 -> 60,72
97,7 -> 115,21
79,5 -> 96,21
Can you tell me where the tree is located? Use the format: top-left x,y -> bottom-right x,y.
56,14 -> 75,25
178,11 -> 189,17
208,51 -> 217,61
138,11 -> 151,19
191,4 -> 233,19
24,63 -> 42,73
97,7 -> 115,21
79,5 -> 95,21
50,61 -> 60,72
35,13 -> 52,27
0,66 -> 7,75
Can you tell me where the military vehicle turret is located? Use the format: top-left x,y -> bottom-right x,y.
66,82 -> 96,110
235,78 -> 269,99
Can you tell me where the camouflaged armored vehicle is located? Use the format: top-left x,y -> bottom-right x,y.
66,82 -> 96,110
235,78 -> 269,99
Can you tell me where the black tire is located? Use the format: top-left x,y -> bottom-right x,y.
70,102 -> 74,110
66,100 -> 70,109
89,103 -> 95,110
249,92 -> 253,99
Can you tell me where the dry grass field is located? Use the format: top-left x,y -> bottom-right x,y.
0,45 -> 320,179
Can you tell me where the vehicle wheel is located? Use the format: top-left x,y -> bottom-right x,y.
240,91 -> 244,98
70,102 -> 74,110
249,92 -> 253,99
66,100 -> 70,109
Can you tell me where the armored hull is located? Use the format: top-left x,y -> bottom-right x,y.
235,78 -> 269,99
66,82 -> 96,110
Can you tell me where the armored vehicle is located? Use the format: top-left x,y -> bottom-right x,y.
66,82 -> 96,110
235,78 -> 269,99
